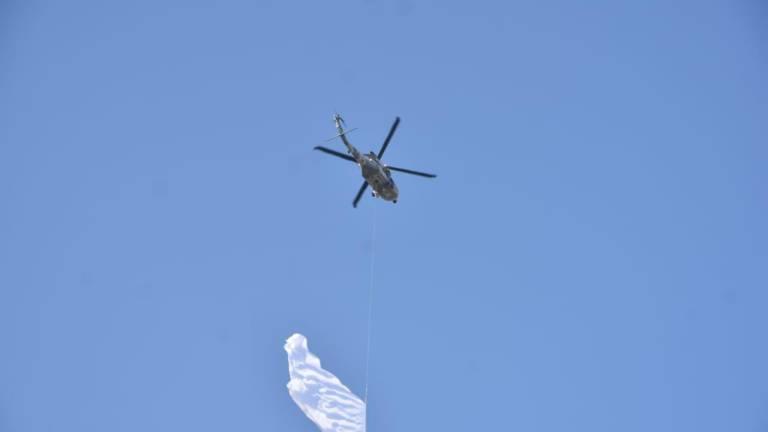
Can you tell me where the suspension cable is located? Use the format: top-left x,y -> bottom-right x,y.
363,206 -> 377,427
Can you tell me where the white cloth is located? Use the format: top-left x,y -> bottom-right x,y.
285,334 -> 366,432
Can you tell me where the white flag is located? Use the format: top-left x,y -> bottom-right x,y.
285,334 -> 366,432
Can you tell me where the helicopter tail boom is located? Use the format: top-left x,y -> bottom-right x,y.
333,113 -> 361,160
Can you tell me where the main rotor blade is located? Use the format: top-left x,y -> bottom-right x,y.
314,146 -> 356,162
352,181 -> 368,208
377,117 -> 400,160
386,165 -> 437,178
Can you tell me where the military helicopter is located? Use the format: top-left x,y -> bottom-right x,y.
314,114 -> 437,207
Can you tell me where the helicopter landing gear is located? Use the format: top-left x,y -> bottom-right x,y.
393,200 -> 397,204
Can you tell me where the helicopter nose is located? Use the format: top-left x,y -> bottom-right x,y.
390,184 -> 399,200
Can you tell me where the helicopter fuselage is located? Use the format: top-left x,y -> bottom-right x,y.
335,115 -> 399,202
358,152 -> 399,202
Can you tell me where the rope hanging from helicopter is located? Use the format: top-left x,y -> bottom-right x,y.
363,206 -> 377,427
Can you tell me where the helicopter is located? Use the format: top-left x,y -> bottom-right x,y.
314,114 -> 437,207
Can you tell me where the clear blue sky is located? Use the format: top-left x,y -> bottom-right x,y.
1,1 -> 766,431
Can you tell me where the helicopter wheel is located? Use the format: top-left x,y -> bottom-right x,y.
393,200 -> 397,204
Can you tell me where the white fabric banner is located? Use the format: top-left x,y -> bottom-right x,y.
285,334 -> 366,432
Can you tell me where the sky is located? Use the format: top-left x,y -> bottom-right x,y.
1,0 -> 767,431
